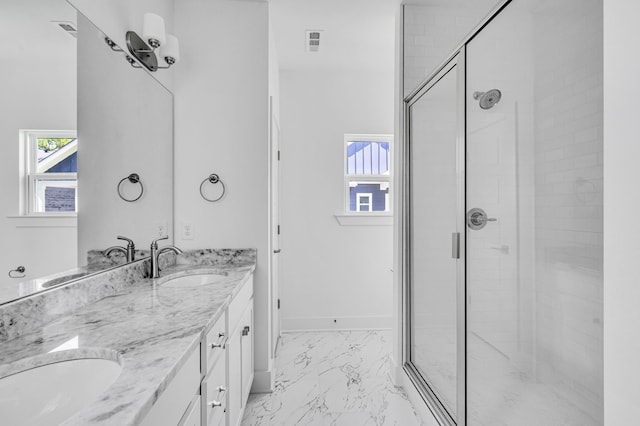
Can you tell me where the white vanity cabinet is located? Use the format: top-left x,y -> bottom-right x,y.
140,345 -> 201,426
201,312 -> 228,426
227,275 -> 254,426
140,272 -> 254,426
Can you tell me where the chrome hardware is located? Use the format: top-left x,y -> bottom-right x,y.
208,386 -> 227,408
211,332 -> 226,349
273,249 -> 281,254
149,237 -> 183,278
490,245 -> 509,254
117,173 -> 144,202
466,208 -> 497,231
451,232 -> 460,259
105,236 -> 136,262
242,326 -> 250,336
8,266 -> 26,279
200,173 -> 226,202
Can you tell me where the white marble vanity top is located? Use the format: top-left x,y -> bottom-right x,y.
0,262 -> 255,425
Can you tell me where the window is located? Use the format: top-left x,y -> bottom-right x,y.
344,134 -> 393,214
356,193 -> 373,212
22,130 -> 78,215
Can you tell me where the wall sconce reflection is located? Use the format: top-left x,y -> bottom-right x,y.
104,13 -> 179,72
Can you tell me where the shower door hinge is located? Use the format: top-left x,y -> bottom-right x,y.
278,150 -> 281,161
451,232 -> 460,259
278,299 -> 280,309
277,225 -> 280,235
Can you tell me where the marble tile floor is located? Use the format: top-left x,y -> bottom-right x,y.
241,330 -> 425,426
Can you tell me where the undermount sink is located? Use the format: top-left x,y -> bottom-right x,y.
41,273 -> 88,288
0,357 -> 122,425
161,272 -> 229,288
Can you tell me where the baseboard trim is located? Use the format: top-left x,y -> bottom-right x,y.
388,356 -> 403,385
251,368 -> 275,393
281,315 -> 392,331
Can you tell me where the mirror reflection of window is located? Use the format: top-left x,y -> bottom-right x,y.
23,130 -> 78,215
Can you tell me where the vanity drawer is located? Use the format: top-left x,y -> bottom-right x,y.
202,350 -> 227,426
202,313 -> 227,375
228,275 -> 253,331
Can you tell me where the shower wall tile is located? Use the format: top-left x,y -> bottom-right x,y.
403,1 -> 501,96
533,0 -> 603,421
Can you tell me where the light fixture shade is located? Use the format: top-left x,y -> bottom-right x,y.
142,13 -> 166,47
162,34 -> 180,64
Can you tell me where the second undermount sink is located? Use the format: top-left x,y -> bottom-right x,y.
41,272 -> 89,288
161,272 -> 229,288
0,357 -> 122,426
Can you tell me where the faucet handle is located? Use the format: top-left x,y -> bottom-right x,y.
117,236 -> 135,247
150,235 -> 169,248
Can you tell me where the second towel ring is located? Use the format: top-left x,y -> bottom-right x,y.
117,173 -> 144,202
200,174 -> 226,202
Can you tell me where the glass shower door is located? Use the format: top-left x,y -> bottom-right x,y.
465,0 -> 603,425
408,58 -> 462,423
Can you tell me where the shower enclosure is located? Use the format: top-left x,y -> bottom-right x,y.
403,0 -> 603,425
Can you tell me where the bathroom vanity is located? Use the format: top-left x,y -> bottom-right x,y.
0,249 -> 256,426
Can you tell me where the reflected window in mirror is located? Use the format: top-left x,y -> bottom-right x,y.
21,130 -> 78,215
344,134 -> 393,214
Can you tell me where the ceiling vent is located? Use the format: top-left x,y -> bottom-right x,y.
305,30 -> 322,53
52,21 -> 78,38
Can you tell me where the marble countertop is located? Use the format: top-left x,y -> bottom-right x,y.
0,262 -> 255,426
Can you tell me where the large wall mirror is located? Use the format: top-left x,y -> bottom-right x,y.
0,0 -> 173,304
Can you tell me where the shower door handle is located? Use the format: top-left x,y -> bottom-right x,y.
451,233 -> 460,259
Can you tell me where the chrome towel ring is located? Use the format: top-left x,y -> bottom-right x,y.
8,266 -> 26,278
117,173 -> 144,202
200,174 -> 226,202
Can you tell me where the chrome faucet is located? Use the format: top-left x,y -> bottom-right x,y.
150,236 -> 183,278
105,236 -> 136,262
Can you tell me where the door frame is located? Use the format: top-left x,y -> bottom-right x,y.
269,96 -> 281,359
402,50 -> 466,426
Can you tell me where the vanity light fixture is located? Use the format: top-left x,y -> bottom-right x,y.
103,13 -> 179,72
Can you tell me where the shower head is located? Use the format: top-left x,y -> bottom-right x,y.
473,89 -> 502,109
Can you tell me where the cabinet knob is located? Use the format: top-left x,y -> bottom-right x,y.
208,386 -> 227,408
211,332 -> 226,349
242,326 -> 250,336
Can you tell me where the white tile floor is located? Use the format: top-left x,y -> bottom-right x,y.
241,330 -> 424,426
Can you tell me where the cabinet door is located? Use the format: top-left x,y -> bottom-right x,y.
240,303 -> 254,405
179,397 -> 200,426
227,325 -> 242,426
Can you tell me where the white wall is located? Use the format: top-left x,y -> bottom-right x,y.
174,0 -> 272,391
603,0 -> 640,423
68,0 -> 175,91
0,0 -> 77,281
76,13 -> 174,263
279,68 -> 394,331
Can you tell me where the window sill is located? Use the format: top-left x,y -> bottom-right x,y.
334,214 -> 393,226
6,215 -> 77,228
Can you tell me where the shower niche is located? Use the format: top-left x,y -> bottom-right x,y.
403,0 -> 603,425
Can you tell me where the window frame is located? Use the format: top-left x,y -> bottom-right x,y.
21,130 -> 78,216
344,133 -> 393,215
356,192 -> 373,212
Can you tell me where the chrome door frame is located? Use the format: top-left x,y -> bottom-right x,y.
403,51 -> 465,426
400,2 -> 517,424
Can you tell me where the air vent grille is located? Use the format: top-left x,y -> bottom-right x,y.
305,30 -> 322,53
52,21 -> 78,38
